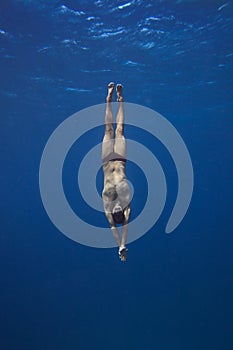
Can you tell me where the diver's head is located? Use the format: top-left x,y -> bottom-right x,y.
112,204 -> 124,224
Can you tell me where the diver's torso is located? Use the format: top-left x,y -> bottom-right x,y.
102,160 -> 130,212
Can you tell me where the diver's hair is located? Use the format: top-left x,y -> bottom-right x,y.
112,210 -> 124,224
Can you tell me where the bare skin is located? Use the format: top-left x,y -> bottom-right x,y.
102,83 -> 131,262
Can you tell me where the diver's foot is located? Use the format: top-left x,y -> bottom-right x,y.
106,82 -> 114,102
118,246 -> 128,262
116,84 -> 123,102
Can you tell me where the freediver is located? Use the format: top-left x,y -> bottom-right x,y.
102,83 -> 131,262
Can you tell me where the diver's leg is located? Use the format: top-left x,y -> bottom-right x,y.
102,82 -> 115,161
114,84 -> 126,158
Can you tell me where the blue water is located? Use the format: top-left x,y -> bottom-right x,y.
1,0 -> 233,349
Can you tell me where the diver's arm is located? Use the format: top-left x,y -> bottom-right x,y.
104,210 -> 115,227
121,206 -> 131,248
105,211 -> 121,247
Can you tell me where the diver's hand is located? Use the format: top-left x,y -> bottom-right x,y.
118,246 -> 128,262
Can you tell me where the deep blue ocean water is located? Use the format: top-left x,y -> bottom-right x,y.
1,0 -> 233,349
